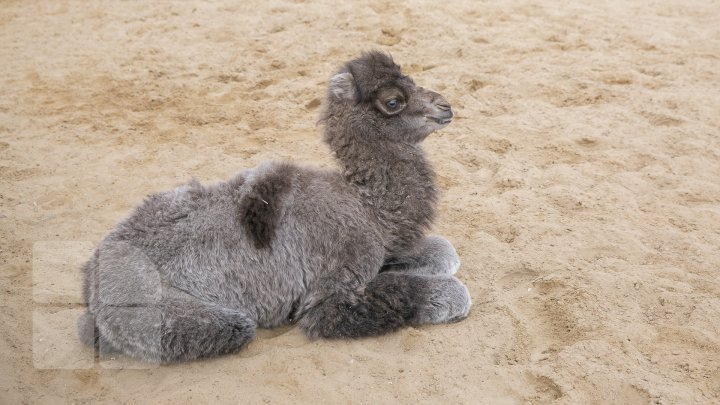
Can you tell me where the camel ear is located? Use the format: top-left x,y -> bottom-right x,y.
329,72 -> 356,101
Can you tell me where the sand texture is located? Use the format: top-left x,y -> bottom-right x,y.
2,0 -> 720,403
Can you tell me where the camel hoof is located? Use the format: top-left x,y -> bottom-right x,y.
415,277 -> 472,325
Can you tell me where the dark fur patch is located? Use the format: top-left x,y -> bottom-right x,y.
238,165 -> 294,249
299,272 -> 426,339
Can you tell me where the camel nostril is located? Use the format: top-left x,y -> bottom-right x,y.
436,103 -> 452,112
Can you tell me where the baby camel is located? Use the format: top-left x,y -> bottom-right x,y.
78,51 -> 471,363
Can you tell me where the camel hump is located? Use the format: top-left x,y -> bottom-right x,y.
238,162 -> 296,249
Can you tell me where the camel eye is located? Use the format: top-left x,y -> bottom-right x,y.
375,94 -> 404,115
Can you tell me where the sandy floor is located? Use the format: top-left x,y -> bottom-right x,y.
2,0 -> 720,403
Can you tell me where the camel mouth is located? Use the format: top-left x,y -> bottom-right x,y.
428,116 -> 453,126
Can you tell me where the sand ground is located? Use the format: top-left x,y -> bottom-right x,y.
1,0 -> 719,403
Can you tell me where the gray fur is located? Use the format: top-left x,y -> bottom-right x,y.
78,51 -> 471,363
381,235 -> 461,276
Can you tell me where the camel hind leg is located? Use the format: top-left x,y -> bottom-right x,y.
79,240 -> 256,363
85,291 -> 256,363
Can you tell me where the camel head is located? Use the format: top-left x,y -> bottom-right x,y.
322,51 -> 453,144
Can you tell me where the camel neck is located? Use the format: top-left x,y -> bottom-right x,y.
328,136 -> 438,253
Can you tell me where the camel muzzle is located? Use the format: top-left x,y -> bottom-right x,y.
421,89 -> 454,125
